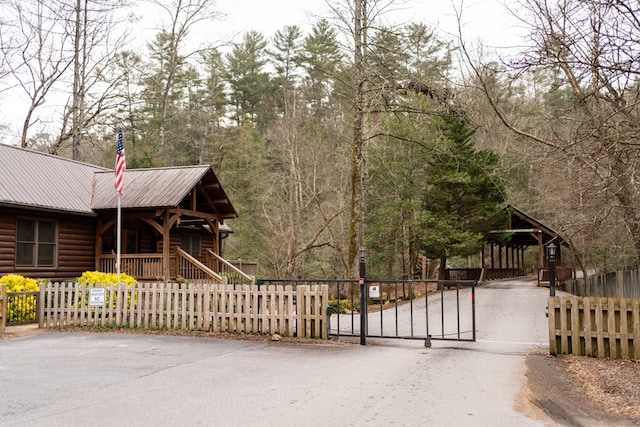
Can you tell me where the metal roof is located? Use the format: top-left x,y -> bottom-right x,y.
92,166 -> 208,209
0,143 -> 106,214
91,165 -> 238,219
0,143 -> 238,219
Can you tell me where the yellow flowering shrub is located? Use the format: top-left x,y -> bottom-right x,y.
77,271 -> 137,286
0,274 -> 40,292
73,271 -> 138,309
0,274 -> 40,322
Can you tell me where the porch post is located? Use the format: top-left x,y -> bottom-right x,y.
163,210 -> 171,282
537,230 -> 544,270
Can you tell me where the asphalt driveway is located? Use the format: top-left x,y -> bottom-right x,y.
1,277 -> 555,426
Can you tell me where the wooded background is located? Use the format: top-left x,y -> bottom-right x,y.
1,0 -> 639,279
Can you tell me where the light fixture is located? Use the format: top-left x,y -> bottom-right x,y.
548,242 -> 557,260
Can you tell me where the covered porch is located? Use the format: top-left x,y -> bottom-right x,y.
91,165 -> 253,284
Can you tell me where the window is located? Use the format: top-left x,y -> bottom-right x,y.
16,218 -> 57,267
181,234 -> 202,257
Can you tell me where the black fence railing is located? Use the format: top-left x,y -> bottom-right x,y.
256,278 -> 476,343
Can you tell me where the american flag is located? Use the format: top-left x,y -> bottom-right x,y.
114,128 -> 126,194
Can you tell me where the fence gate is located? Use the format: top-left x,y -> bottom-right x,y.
257,279 -> 476,345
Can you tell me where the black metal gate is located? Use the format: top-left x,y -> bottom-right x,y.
256,279 -> 476,345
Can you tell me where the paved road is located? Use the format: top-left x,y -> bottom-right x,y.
1,277 -> 555,426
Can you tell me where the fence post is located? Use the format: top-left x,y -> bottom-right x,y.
548,296 -> 557,355
0,284 -> 6,336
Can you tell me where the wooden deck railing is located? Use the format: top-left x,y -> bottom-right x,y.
99,253 -> 168,280
538,267 -> 574,286
446,268 -> 526,281
206,249 -> 255,285
99,250 -> 256,284
229,260 -> 258,276
175,248 -> 224,284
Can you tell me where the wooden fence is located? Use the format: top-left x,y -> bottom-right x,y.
39,282 -> 328,339
548,296 -> 640,359
0,285 -> 6,336
565,270 -> 640,299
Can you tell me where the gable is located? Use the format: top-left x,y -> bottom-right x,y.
492,205 -> 568,249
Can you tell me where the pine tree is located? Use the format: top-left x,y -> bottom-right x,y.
416,113 -> 509,278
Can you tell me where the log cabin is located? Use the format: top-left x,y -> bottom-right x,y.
0,143 -> 252,284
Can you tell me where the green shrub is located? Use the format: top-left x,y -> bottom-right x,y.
221,271 -> 245,285
328,298 -> 361,314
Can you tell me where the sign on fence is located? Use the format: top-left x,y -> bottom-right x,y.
89,288 -> 106,307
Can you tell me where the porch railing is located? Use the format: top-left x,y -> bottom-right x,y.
98,250 -> 255,284
175,248 -> 224,284
206,249 -> 255,285
538,267 -> 574,286
446,268 -> 526,281
99,253 -> 168,280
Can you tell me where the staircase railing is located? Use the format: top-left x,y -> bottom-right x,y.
175,248 -> 224,284
206,249 -> 255,285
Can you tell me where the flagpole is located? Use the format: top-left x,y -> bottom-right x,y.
114,127 -> 125,285
116,193 -> 122,284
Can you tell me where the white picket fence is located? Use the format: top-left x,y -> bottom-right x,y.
39,282 -> 328,339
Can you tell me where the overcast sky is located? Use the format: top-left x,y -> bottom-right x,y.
1,0 -> 526,144
209,0 -> 524,48
133,0 -> 525,53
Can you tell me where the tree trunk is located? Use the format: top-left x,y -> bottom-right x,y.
348,0 -> 367,278
438,256 -> 447,281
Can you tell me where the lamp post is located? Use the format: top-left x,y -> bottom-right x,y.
359,246 -> 367,345
548,242 -> 557,297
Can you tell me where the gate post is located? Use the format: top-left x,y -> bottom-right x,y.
359,247 -> 367,345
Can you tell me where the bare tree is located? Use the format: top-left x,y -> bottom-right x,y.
462,0 -> 640,269
328,0 -> 400,277
54,0 -> 130,159
0,0 -> 74,148
146,0 -> 221,150
0,0 -> 131,157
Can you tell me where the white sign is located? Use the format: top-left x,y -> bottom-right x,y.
369,285 -> 380,299
89,287 -> 106,307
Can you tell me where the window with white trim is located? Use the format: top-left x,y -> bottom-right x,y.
16,218 -> 57,267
